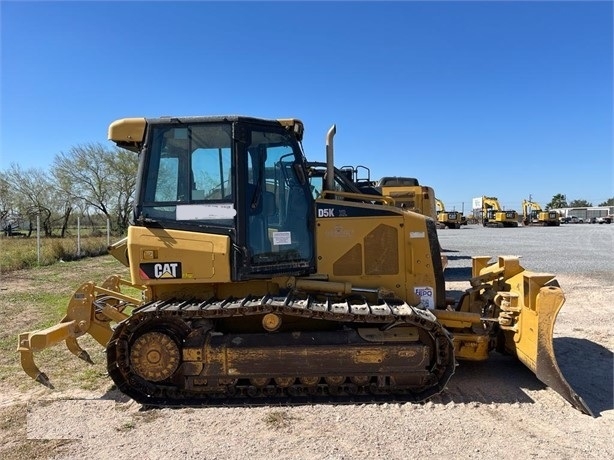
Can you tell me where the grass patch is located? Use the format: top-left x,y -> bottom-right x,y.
115,420 -> 136,432
0,236 -> 113,274
263,410 -> 297,430
0,255 -> 131,391
1,291 -> 68,327
110,409 -> 163,434
134,409 -> 163,423
77,366 -> 109,391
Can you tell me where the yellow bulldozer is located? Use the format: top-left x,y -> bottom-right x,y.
370,177 -> 437,220
17,116 -> 590,415
521,199 -> 561,226
334,165 -> 438,221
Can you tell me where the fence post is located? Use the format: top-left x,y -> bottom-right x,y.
77,216 -> 81,257
107,219 -> 110,246
36,215 -> 40,266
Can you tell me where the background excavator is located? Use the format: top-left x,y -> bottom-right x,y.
17,116 -> 590,415
435,198 -> 464,229
521,199 -> 561,226
481,196 -> 519,227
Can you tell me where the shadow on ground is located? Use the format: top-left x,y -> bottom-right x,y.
444,266 -> 472,281
431,353 -> 544,406
443,255 -> 472,261
96,339 -> 611,417
554,337 -> 613,416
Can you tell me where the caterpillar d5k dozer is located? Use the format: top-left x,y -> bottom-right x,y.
17,116 -> 591,415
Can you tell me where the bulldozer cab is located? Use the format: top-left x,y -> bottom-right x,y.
136,117 -> 315,279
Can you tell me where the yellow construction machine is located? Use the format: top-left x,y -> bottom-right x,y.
307,165 -> 451,249
18,116 -> 590,415
373,177 -> 437,220
435,198 -> 464,229
336,166 -> 437,220
521,199 -> 561,227
482,196 -> 519,228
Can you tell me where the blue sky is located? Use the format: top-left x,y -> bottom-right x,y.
1,1 -> 612,212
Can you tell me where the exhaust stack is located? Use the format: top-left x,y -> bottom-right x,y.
325,124 -> 337,191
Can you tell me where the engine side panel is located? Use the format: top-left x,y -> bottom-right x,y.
314,199 -> 442,308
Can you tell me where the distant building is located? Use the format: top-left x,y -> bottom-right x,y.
553,206 -> 614,220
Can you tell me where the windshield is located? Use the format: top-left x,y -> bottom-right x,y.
141,123 -> 234,226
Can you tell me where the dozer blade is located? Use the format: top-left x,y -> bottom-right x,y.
17,276 -> 141,388
495,270 -> 593,416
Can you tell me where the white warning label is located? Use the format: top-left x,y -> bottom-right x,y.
414,286 -> 435,309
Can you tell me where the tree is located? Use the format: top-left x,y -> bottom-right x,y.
546,193 -> 567,210
598,197 -> 614,206
0,172 -> 11,227
2,164 -> 56,236
569,199 -> 592,207
51,169 -> 75,238
108,147 -> 138,232
52,143 -> 138,233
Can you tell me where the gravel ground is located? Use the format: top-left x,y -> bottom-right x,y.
4,223 -> 614,459
439,222 -> 614,281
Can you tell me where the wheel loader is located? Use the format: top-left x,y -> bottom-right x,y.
17,116 -> 590,415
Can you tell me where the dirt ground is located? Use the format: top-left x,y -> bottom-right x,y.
1,263 -> 612,459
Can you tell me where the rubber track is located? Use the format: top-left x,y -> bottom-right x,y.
107,293 -> 456,407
